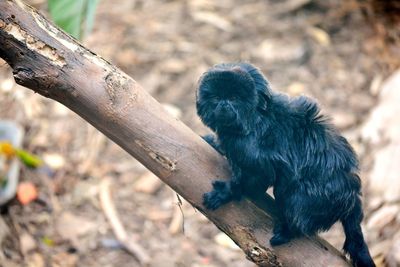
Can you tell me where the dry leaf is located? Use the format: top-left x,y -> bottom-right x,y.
307,27 -> 331,47
133,172 -> 163,194
192,11 -> 233,31
56,212 -> 96,242
367,205 -> 399,230
43,153 -> 65,169
51,252 -> 78,267
27,253 -> 45,267
0,78 -> 14,93
20,232 -> 37,255
331,111 -> 357,129
287,82 -> 306,95
159,59 -> 187,74
387,239 -> 400,267
214,233 -> 239,250
256,39 -> 308,63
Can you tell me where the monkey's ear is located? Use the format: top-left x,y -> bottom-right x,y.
257,91 -> 269,113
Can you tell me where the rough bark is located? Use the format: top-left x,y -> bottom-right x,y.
0,1 -> 351,266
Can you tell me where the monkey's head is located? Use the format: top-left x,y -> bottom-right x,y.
196,63 -> 271,134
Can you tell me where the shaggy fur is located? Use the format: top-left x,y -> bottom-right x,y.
196,62 -> 375,267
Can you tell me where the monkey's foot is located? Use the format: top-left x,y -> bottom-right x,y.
202,180 -> 231,210
270,231 -> 293,246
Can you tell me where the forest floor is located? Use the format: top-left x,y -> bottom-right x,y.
0,0 -> 399,266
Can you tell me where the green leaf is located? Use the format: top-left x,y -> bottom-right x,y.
15,149 -> 43,168
83,0 -> 100,39
48,0 -> 100,40
42,236 -> 55,247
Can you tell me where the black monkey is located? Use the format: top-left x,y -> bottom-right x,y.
196,63 -> 375,267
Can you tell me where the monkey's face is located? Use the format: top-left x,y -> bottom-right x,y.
196,67 -> 258,133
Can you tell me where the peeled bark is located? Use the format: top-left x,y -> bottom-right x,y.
0,1 -> 350,266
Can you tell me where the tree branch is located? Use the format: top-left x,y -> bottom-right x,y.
0,1 -> 350,266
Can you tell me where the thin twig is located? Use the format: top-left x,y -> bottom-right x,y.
99,178 -> 150,265
169,193 -> 185,234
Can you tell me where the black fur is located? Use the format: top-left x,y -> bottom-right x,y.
196,62 -> 375,267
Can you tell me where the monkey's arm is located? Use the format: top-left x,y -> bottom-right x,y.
202,134 -> 225,155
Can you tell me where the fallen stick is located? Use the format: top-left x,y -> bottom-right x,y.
99,178 -> 150,265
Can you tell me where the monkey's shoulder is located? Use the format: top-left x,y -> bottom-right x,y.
268,94 -> 319,120
287,95 -> 326,124
267,94 -> 327,136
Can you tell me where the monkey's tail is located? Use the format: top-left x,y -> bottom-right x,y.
341,201 -> 375,267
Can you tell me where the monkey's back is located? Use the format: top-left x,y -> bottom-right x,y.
287,95 -> 359,176
269,94 -> 363,233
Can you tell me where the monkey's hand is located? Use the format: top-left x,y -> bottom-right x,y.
202,134 -> 225,155
203,180 -> 232,210
203,165 -> 243,210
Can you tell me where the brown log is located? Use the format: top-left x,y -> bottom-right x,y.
0,1 -> 350,266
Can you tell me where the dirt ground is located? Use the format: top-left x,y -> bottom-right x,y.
0,0 -> 399,266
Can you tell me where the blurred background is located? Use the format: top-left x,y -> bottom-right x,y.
0,0 -> 399,266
